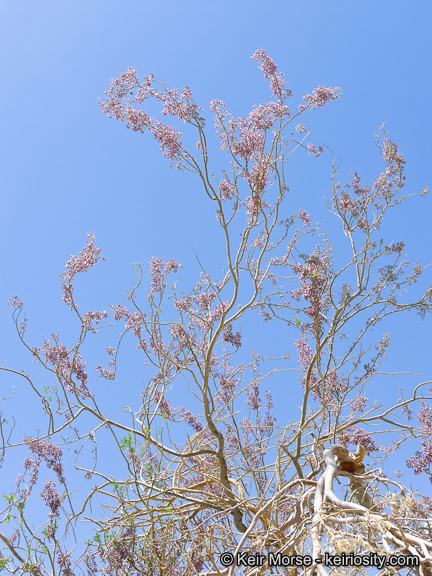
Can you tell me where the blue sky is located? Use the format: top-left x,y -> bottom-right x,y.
1,0 -> 431,523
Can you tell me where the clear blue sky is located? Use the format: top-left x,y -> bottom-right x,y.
1,1 -> 431,510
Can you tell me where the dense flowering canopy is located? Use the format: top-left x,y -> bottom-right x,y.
1,50 -> 431,576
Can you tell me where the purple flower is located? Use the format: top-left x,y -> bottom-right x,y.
40,480 -> 64,518
24,437 -> 65,483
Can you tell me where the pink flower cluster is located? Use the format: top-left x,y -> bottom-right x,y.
151,121 -> 183,160
211,355 -> 243,407
39,334 -> 88,397
110,303 -> 129,320
306,143 -> 324,158
100,68 -> 205,167
350,394 -> 368,415
294,334 -> 349,404
407,262 -> 424,285
154,390 -> 173,418
60,233 -> 105,308
333,128 -> 408,234
245,153 -> 273,197
298,210 -> 311,227
57,551 -> 73,576
407,400 -> 432,481
174,286 -> 231,333
291,248 -> 332,327
24,437 -> 65,483
218,178 -> 235,200
8,295 -> 28,336
96,365 -> 116,380
246,381 -> 262,411
17,457 -> 39,495
338,425 -> 378,455
251,49 -> 292,100
299,85 -> 342,111
8,295 -> 24,309
210,99 -> 290,162
40,479 -> 64,519
294,333 -> 314,371
149,257 -> 182,293
222,324 -> 242,349
180,408 -> 203,432
82,310 -> 108,333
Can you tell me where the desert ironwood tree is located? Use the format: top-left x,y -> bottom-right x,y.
1,51 -> 431,576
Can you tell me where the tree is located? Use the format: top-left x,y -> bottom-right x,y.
1,49 -> 431,576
